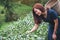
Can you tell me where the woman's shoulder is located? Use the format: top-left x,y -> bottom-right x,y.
48,9 -> 58,15
48,9 -> 56,13
48,9 -> 59,19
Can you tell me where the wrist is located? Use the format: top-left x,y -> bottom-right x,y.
30,30 -> 33,33
53,32 -> 56,34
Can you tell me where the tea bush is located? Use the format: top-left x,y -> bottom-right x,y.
0,12 -> 48,40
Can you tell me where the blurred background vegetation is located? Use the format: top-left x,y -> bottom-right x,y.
0,0 -> 49,40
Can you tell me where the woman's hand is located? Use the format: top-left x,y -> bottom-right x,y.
26,24 -> 39,34
52,33 -> 57,40
26,31 -> 32,34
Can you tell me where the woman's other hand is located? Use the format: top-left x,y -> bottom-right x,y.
52,33 -> 57,40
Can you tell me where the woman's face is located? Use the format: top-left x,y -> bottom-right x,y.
34,8 -> 42,16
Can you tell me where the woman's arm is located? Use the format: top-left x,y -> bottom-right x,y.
30,24 -> 39,33
26,24 -> 39,34
52,19 -> 58,40
53,19 -> 58,34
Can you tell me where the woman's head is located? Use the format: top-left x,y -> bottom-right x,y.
32,3 -> 45,24
33,3 -> 45,16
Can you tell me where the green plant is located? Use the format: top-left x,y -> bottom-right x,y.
0,12 -> 48,40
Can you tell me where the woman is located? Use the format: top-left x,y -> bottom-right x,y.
26,3 -> 60,40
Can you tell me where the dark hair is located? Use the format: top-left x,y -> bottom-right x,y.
33,3 -> 45,12
32,3 -> 45,24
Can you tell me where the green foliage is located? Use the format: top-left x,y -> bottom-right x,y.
0,3 -> 31,27
21,0 -> 48,6
0,0 -> 49,40
0,0 -> 20,22
0,5 -> 5,26
11,3 -> 32,19
0,12 -> 48,40
4,1 -> 32,21
39,0 -> 48,6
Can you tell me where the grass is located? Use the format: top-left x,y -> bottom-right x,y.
0,4 -> 32,30
12,4 -> 32,19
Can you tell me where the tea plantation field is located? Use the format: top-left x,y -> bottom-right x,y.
0,12 -> 48,40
